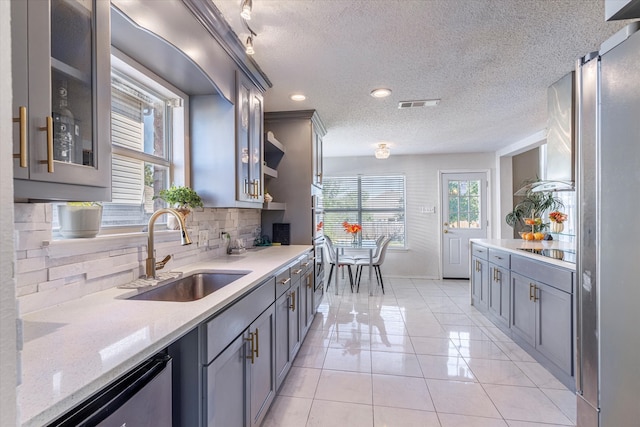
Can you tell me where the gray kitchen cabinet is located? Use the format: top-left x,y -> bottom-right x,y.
191,72 -> 264,208
205,304 -> 275,427
301,257 -> 315,336
510,272 -> 537,347
288,269 -> 302,361
471,244 -> 489,309
261,110 -> 327,244
11,0 -> 111,201
487,249 -> 511,327
170,276 -> 276,427
510,256 -> 574,379
274,263 -> 292,390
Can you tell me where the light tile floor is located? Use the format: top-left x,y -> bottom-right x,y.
261,277 -> 576,427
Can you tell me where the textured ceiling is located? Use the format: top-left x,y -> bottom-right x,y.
212,0 -> 629,157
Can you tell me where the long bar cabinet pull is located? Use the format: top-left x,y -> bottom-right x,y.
293,268 -> 303,275
533,285 -> 539,302
245,331 -> 255,364
289,290 -> 296,311
254,328 -> 259,358
529,283 -> 535,301
13,106 -> 27,168
38,116 -> 54,173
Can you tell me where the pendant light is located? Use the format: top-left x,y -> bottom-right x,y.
240,0 -> 252,20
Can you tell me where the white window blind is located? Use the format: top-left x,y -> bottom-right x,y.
323,175 -> 406,247
111,88 -> 144,204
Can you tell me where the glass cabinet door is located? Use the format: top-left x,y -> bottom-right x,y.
250,92 -> 264,202
237,78 -> 252,201
50,0 -> 94,167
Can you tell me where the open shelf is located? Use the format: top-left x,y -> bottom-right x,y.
264,131 -> 285,171
263,201 -> 286,211
263,165 -> 278,179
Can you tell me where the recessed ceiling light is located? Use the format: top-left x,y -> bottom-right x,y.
370,88 -> 392,98
290,94 -> 306,101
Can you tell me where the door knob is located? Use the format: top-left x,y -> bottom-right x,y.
443,229 -> 449,233
443,222 -> 449,226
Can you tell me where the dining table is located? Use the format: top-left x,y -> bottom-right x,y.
333,240 -> 377,296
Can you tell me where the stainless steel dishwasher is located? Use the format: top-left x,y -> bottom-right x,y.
48,353 -> 172,427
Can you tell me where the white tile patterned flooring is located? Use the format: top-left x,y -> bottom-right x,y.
261,277 -> 576,427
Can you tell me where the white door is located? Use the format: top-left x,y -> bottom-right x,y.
441,172 -> 488,278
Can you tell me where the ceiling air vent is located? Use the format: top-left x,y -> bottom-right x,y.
398,99 -> 440,109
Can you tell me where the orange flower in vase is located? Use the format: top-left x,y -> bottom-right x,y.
342,221 -> 362,245
549,211 -> 567,233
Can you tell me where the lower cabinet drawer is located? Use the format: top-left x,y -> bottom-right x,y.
472,244 -> 489,260
488,248 -> 510,269
511,255 -> 572,293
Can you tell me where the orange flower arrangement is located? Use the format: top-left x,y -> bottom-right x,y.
316,221 -> 323,231
342,221 -> 362,234
549,211 -> 567,223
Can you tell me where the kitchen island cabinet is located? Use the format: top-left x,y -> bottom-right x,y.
487,248 -> 511,327
470,239 -> 575,390
471,246 -> 489,308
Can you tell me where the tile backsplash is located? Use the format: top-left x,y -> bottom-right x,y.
14,203 -> 261,315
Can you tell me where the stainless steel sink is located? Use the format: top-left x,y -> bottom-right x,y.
128,272 -> 248,302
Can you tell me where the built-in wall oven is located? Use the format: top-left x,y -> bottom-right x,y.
312,188 -> 325,309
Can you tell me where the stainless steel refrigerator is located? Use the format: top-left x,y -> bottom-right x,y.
576,22 -> 640,426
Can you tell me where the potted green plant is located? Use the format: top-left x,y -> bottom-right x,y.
58,202 -> 103,238
505,179 -> 563,238
153,185 -> 203,229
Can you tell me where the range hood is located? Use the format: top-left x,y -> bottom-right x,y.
515,71 -> 575,195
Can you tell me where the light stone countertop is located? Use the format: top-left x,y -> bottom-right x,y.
470,238 -> 576,270
18,245 -> 311,427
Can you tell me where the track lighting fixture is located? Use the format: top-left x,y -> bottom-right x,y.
240,0 -> 252,20
245,36 -> 255,55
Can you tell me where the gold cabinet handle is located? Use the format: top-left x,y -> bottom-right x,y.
13,106 -> 27,168
280,277 -> 291,286
245,331 -> 255,364
529,283 -> 535,301
293,268 -> 303,275
254,328 -> 259,359
443,229 -> 449,233
289,290 -> 296,311
38,116 -> 54,173
307,276 -> 312,289
302,261 -> 311,267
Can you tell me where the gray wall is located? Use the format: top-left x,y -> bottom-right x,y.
325,152 -> 494,278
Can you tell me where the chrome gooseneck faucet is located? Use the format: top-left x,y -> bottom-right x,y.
145,208 -> 192,279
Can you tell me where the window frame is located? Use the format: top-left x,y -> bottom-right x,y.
323,174 -> 407,249
93,48 -> 189,235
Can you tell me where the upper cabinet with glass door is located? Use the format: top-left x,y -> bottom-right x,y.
12,0 -> 111,201
236,72 -> 264,204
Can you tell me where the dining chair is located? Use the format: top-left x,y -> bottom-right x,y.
355,237 -> 391,294
324,236 -> 356,292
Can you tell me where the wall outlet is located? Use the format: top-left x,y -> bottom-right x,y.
198,230 -> 209,247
